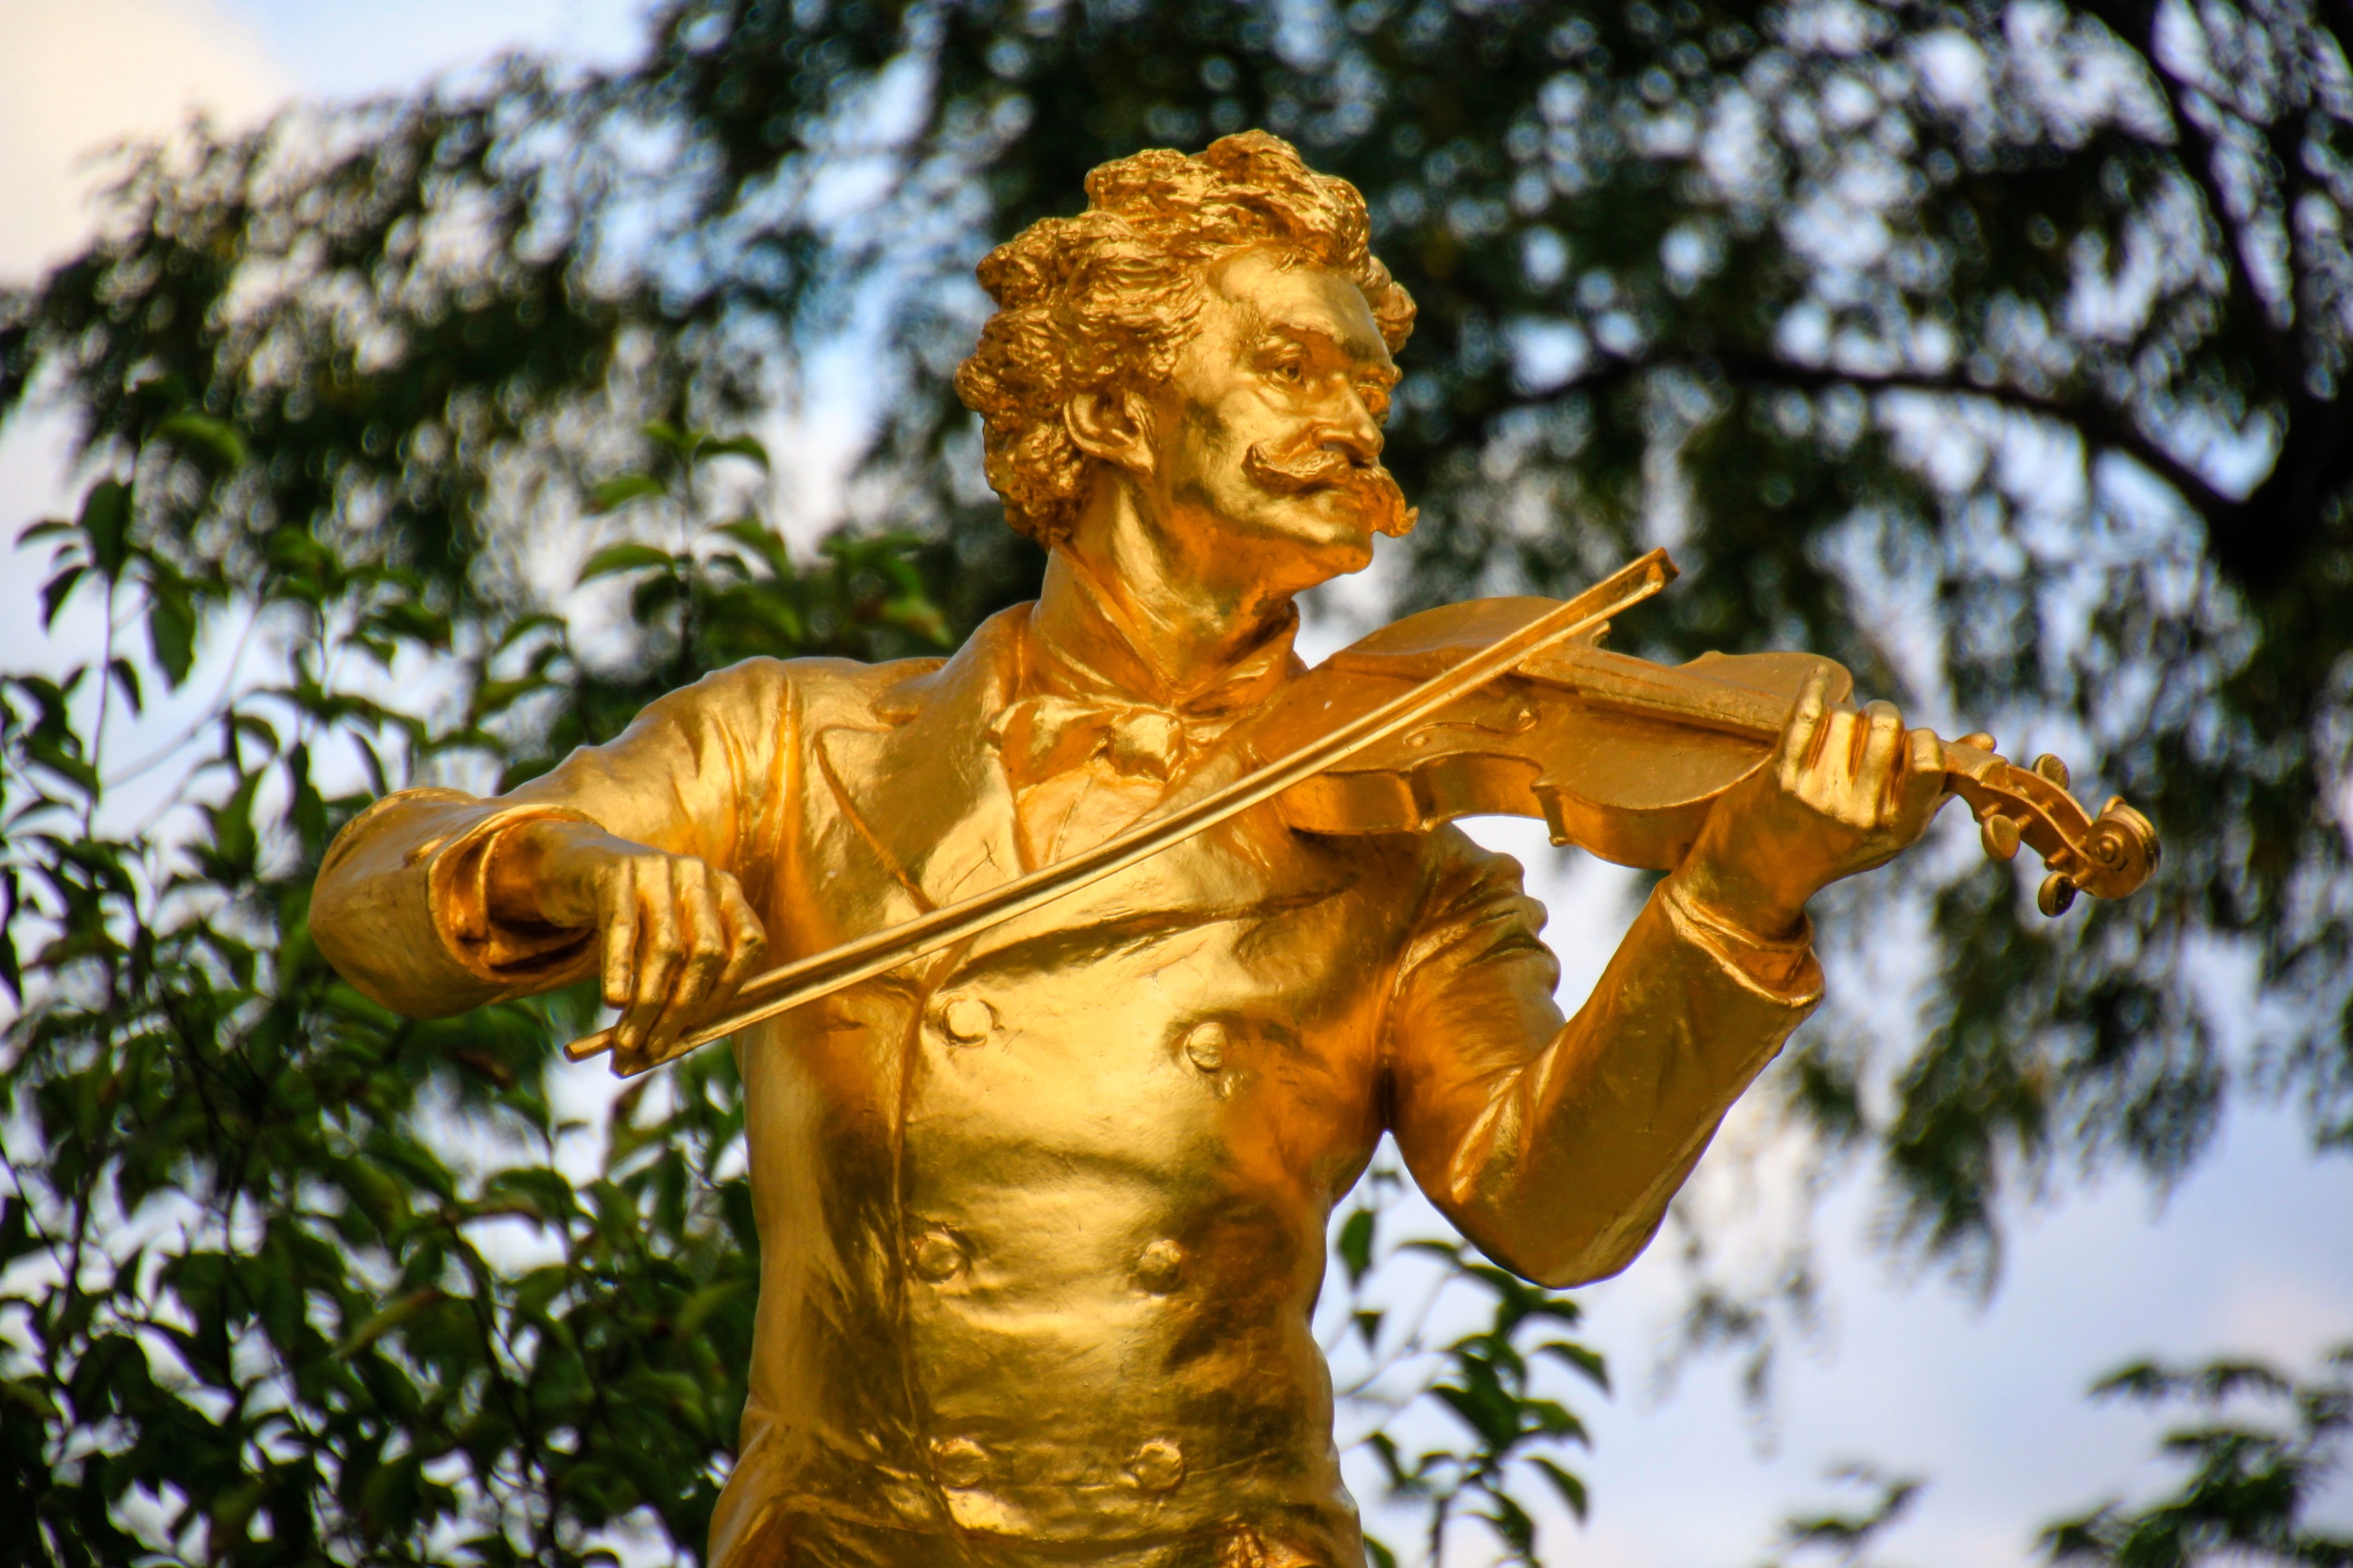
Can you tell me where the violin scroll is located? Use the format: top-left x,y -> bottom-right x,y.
1938,738 -> 2158,915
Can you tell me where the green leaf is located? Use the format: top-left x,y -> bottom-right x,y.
0,1376 -> 59,1425
1337,1206 -> 1376,1286
494,611 -> 565,651
1538,1339 -> 1610,1392
231,711 -> 280,753
588,473 -> 667,514
77,479 -> 132,577
333,1287 -> 446,1359
714,516 -> 791,570
676,1279 -> 747,1337
39,565 -> 85,627
156,412 -> 247,471
149,583 -> 197,686
703,432 -> 770,468
107,658 -> 142,715
0,872 -> 20,1003
25,736 -> 99,794
1481,1489 -> 1537,1551
1431,1376 -> 1522,1449
577,541 -> 676,583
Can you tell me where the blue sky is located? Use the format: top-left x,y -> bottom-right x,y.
0,3 -> 2346,1562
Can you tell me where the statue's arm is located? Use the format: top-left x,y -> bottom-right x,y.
1382,836 -> 1820,1289
1383,666 -> 1955,1286
311,659 -> 794,1029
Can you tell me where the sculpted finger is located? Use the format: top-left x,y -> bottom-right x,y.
715,875 -> 769,994
1776,665 -> 1835,791
1895,726 -> 1950,835
1858,700 -> 1905,818
656,862 -> 731,1039
602,859 -> 637,1011
619,861 -> 681,1051
1808,708 -> 1859,804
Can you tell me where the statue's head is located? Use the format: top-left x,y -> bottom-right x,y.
956,133 -> 1418,587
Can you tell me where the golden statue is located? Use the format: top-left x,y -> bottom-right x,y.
311,133 -> 2155,1568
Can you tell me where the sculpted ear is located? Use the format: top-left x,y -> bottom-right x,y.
1062,388 -> 1156,476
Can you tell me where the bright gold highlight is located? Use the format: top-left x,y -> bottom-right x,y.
955,130 -> 1418,547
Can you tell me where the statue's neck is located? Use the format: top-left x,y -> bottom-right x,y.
1033,548 -> 1297,707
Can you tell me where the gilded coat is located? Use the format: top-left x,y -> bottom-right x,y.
311,605 -> 1820,1567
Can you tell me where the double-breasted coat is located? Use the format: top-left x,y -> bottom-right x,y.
311,597 -> 1821,1567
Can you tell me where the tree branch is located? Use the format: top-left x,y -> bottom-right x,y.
1709,351 -> 2242,525
2077,0 -> 2304,384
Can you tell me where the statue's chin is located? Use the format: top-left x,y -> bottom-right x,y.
1245,493 -> 1379,578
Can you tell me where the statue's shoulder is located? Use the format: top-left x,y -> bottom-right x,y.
689,605 -> 1021,735
693,649 -> 953,732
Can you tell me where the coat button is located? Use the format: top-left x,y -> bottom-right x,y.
1128,1437 -> 1185,1493
941,994 -> 995,1045
1135,1239 -> 1189,1294
1182,1021 -> 1227,1072
909,1229 -> 966,1283
931,1435 -> 988,1489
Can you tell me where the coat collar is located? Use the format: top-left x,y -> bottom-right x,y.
814,605 -> 1030,912
813,581 -> 1316,915
812,597 -> 1354,957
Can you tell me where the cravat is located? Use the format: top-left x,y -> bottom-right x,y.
988,693 -> 1189,784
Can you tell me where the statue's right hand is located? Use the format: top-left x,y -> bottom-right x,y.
490,819 -> 769,1066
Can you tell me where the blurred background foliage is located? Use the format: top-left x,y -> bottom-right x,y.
2,0 -> 2350,1560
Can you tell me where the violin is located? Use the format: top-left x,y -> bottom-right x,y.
565,548 -> 2157,1072
1248,594 -> 2158,915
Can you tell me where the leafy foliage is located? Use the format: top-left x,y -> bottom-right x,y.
1326,1167 -> 1609,1565
2041,1346 -> 2353,1567
0,421 -> 938,1562
1767,1464 -> 1928,1568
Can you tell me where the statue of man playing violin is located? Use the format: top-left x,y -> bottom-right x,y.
311,132 -> 1950,1568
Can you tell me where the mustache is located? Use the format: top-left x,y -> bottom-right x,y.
1242,432 -> 1420,539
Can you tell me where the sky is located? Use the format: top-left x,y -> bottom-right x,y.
0,3 -> 2346,1565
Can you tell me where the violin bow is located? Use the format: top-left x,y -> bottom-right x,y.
564,547 -> 1680,1073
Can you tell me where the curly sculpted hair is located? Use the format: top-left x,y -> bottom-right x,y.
953,132 -> 1418,547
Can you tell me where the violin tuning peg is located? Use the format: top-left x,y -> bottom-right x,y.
1958,731 -> 1996,752
1980,813 -> 2022,862
2037,872 -> 2079,918
2033,753 -> 2071,791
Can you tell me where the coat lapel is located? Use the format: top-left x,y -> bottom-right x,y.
814,606 -> 1030,914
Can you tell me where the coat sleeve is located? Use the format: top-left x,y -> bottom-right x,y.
1382,830 -> 1821,1288
309,658 -> 798,1018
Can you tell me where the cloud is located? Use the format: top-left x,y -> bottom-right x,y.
0,0 -> 289,280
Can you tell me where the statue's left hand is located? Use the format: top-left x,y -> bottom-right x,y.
1670,665 -> 1949,938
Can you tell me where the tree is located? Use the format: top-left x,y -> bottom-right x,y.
4,0 -> 2349,1560
2041,1346 -> 2353,1567
0,421 -> 938,1564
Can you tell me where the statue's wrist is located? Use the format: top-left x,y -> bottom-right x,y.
1668,854 -> 1810,943
486,817 -> 606,930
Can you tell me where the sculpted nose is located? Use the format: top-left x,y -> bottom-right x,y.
1319,401 -> 1382,468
